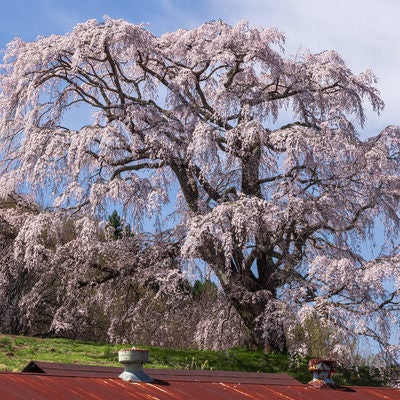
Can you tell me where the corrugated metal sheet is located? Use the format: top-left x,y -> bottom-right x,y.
0,361 -> 398,399
1,373 -> 400,400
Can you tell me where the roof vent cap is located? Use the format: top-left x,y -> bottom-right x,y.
118,348 -> 153,383
308,359 -> 337,389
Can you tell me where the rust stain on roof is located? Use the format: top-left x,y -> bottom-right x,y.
0,361 -> 398,400
1,374 -> 400,400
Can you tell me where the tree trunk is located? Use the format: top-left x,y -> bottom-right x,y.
197,235 -> 287,352
224,285 -> 287,352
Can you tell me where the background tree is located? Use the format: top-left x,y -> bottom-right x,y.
107,210 -> 123,240
0,199 -> 247,348
0,194 -> 40,335
106,209 -> 132,240
0,19 -> 398,357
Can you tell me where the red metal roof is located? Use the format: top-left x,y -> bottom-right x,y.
0,361 -> 398,400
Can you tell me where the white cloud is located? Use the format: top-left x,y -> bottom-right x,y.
206,0 -> 400,135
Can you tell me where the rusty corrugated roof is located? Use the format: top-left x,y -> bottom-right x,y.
0,361 -> 398,400
1,373 -> 400,400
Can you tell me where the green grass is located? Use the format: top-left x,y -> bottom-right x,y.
0,334 -> 383,386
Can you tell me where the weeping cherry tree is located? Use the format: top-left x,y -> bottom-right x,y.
0,18 -> 399,357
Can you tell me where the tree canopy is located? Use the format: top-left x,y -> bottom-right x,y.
0,18 -> 398,359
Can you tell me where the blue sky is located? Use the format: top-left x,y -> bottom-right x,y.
0,0 -> 399,138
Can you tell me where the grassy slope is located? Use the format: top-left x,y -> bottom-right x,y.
0,334 -> 382,386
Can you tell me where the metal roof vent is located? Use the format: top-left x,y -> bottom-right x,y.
308,359 -> 337,389
118,348 -> 153,383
